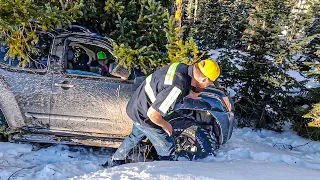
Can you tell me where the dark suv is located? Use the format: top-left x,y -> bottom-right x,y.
0,27 -> 235,159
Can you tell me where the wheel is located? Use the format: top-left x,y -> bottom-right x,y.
127,117 -> 219,162
170,117 -> 218,160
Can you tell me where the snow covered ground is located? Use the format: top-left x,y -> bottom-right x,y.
1,127 -> 320,180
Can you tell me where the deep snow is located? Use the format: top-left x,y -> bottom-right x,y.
70,160 -> 320,180
0,126 -> 319,180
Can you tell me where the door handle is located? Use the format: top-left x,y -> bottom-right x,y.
54,81 -> 74,90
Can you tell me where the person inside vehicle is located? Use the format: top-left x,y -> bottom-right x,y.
104,59 -> 221,167
90,51 -> 110,76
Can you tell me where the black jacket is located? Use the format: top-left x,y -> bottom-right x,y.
126,63 -> 192,127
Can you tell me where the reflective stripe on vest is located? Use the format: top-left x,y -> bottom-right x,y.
159,86 -> 182,114
145,74 -> 156,103
164,63 -> 179,85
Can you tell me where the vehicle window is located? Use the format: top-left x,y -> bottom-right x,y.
0,33 -> 52,71
65,41 -> 132,80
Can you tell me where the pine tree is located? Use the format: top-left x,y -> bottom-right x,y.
165,16 -> 203,65
286,0 -> 320,138
235,0 -> 315,130
302,35 -> 320,136
300,59 -> 320,140
203,0 -> 317,130
194,0 -> 249,50
0,0 -> 82,65
110,0 -> 169,74
303,60 -> 320,123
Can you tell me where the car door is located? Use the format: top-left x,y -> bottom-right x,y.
49,36 -> 133,135
0,33 -> 53,129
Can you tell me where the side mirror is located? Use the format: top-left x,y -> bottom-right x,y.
109,63 -> 131,80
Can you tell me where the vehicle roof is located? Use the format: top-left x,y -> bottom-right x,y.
36,25 -> 114,46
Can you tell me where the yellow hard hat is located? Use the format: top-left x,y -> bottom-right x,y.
197,59 -> 220,82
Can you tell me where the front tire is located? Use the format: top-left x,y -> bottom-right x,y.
127,117 -> 219,162
171,117 -> 218,160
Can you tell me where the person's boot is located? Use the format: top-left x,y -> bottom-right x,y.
102,159 -> 126,168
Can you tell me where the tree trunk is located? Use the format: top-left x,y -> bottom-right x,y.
174,0 -> 183,29
194,0 -> 198,22
186,0 -> 194,19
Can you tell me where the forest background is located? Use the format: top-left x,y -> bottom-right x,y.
0,0 -> 319,139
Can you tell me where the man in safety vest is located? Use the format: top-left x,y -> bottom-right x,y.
106,59 -> 221,167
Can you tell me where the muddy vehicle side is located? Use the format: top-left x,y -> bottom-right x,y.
0,28 -> 235,159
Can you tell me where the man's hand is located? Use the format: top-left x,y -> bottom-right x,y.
186,91 -> 202,100
161,121 -> 173,136
147,107 -> 173,136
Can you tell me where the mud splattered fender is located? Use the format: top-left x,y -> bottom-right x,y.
0,77 -> 25,129
175,93 -> 235,145
177,97 -> 225,113
208,111 -> 234,145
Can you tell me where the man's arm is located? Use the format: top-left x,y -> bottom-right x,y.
147,86 -> 183,136
147,107 -> 173,136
